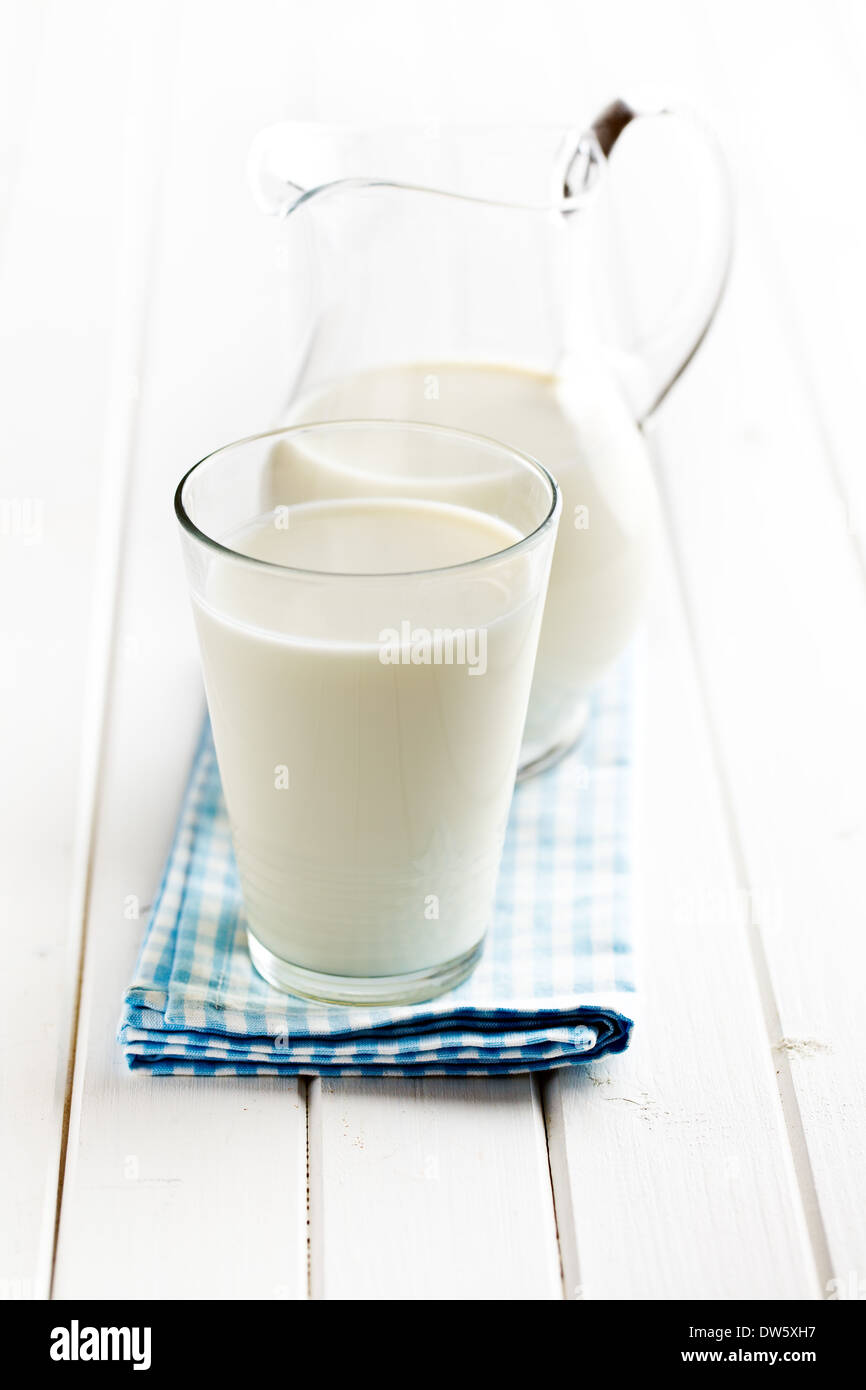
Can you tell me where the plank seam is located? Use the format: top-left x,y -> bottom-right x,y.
304,1078 -> 312,1299
536,1074 -> 569,1299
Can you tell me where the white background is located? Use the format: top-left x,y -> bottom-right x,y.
1,0 -> 865,1299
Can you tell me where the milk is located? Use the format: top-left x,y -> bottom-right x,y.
280,362 -> 658,759
193,496 -> 545,980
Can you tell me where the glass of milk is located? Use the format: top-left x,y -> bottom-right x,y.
176,421 -> 560,1004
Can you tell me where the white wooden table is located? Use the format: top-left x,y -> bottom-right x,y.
3,0 -> 865,1301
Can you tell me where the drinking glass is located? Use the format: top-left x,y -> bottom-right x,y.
176,420 -> 560,1004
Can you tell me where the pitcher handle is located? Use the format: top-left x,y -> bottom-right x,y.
569,100 -> 734,423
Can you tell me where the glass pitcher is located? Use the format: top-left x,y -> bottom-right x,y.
248,101 -> 732,775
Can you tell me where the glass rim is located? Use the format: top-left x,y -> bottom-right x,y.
174,418 -> 561,582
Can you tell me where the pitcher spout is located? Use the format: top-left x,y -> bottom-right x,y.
247,115 -> 630,217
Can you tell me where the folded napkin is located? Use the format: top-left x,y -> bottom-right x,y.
119,657 -> 638,1075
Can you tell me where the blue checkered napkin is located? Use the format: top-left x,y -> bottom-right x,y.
118,658 -> 637,1075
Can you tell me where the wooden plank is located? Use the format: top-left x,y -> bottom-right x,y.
633,0 -> 866,1297
544,523 -> 816,1299
309,1075 -> 561,1300
0,0 -> 152,1301
526,0 -> 821,1300
649,213 -> 866,1297
52,0 -> 311,1298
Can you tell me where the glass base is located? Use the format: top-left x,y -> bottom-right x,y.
247,931 -> 485,1005
517,699 -> 590,781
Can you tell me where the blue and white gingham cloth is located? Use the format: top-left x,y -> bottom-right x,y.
119,657 -> 638,1075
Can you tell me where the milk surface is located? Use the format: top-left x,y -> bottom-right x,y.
194,497 -> 543,977
282,362 -> 657,753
